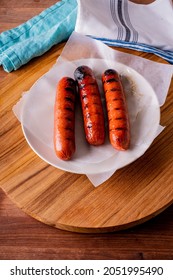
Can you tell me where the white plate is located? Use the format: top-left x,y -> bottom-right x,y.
21,58 -> 160,174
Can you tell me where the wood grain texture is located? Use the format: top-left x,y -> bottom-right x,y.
0,0 -> 173,259
0,0 -> 59,33
1,188 -> 173,260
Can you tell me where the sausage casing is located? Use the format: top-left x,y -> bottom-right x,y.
54,77 -> 76,160
74,65 -> 105,145
102,69 -> 130,150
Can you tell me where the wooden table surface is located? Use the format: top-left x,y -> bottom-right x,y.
0,0 -> 173,260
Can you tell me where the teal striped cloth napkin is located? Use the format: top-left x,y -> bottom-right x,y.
0,0 -> 77,72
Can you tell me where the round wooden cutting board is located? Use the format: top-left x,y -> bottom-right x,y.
1,45 -> 173,233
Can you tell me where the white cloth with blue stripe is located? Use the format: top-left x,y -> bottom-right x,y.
75,0 -> 173,64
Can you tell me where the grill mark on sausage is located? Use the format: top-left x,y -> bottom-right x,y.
84,104 -> 89,110
105,88 -> 122,93
66,77 -> 76,84
114,117 -> 126,120
65,107 -> 74,112
110,127 -> 127,131
65,87 -> 76,93
87,124 -> 92,128
65,116 -> 72,121
82,94 -> 87,100
103,78 -> 119,84
65,97 -> 74,103
112,98 -> 123,101
108,108 -> 126,112
65,127 -> 74,132
79,82 -> 96,89
104,69 -> 118,76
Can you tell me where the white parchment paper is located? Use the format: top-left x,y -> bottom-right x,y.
13,32 -> 173,186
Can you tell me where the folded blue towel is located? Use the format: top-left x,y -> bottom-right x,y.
0,0 -> 77,72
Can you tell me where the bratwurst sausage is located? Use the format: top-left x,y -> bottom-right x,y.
74,65 -> 105,145
54,77 -> 77,160
102,69 -> 130,150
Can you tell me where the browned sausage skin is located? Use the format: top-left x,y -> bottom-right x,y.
54,77 -> 77,160
74,65 -> 105,145
102,69 -> 130,150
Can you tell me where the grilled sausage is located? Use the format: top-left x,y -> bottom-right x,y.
74,65 -> 105,145
54,77 -> 77,160
102,69 -> 130,150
